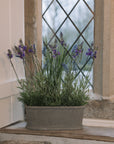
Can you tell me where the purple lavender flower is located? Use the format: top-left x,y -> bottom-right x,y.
60,32 -> 66,46
15,46 -> 25,59
92,51 -> 97,58
86,48 -> 97,58
28,48 -> 34,53
60,32 -> 63,39
19,45 -> 22,48
72,44 -> 83,58
60,40 -> 64,46
28,44 -> 36,54
19,45 -> 27,51
14,43 -> 27,59
86,48 -> 93,56
52,55 -> 56,58
7,49 -> 13,59
49,42 -> 60,58
57,51 -> 60,55
23,46 -> 27,51
16,51 -> 25,59
52,49 -> 60,58
52,49 -> 57,55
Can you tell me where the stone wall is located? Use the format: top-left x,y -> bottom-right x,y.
84,100 -> 114,120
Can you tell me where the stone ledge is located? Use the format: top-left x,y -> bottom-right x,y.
0,125 -> 114,142
83,118 -> 114,128
0,141 -> 51,144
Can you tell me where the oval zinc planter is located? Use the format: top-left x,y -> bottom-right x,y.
26,106 -> 84,130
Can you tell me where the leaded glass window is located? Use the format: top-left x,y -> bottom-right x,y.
42,0 -> 94,89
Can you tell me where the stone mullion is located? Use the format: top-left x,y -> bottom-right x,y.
93,0 -> 104,96
24,0 -> 42,78
35,0 -> 42,64
94,0 -> 114,101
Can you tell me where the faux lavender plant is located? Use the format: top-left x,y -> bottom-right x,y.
7,32 -> 97,106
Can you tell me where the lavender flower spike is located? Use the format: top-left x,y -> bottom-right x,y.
7,49 -> 13,59
86,48 -> 97,59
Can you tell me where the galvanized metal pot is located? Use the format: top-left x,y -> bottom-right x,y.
26,106 -> 84,130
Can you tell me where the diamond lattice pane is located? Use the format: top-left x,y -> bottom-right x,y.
57,0 -> 79,14
42,0 -> 53,14
57,19 -> 79,47
42,20 -> 54,43
83,19 -> 94,44
85,0 -> 94,11
43,1 -> 66,33
70,0 -> 93,32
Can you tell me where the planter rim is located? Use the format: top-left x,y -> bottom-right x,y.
26,106 -> 85,109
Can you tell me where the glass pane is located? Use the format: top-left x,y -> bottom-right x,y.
70,0 -> 93,32
42,20 -> 54,43
43,1 -> 66,32
85,0 -> 94,11
57,19 -> 79,47
83,19 -> 94,44
42,0 -> 53,14
57,0 -> 79,14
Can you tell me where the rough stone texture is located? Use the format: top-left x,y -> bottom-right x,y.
24,0 -> 36,44
0,141 -> 51,144
24,0 -> 42,58
24,0 -> 42,78
84,100 -> 114,120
